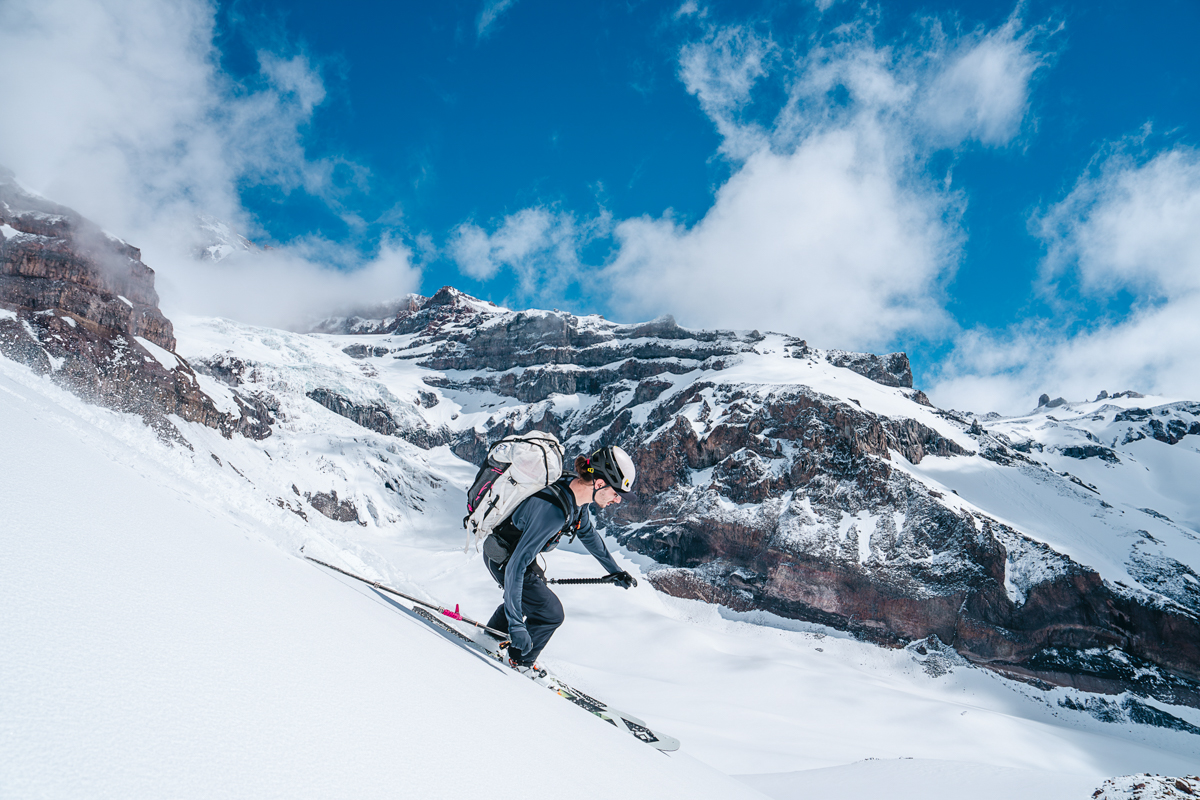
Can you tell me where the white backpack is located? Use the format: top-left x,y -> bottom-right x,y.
463,431 -> 565,552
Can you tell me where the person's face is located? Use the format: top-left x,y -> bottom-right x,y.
593,480 -> 622,508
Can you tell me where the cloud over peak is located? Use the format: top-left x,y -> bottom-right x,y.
932,137 -> 1200,414
0,0 -> 420,329
452,7 -> 1049,351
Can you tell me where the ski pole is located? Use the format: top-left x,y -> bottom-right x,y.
303,554 -> 509,640
546,574 -> 637,587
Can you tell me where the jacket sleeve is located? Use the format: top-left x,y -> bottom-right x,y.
575,508 -> 622,575
502,497 -> 566,631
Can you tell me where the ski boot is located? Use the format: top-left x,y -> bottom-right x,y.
509,658 -> 550,683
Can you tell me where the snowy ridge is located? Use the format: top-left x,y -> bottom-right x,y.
911,396 -> 1200,617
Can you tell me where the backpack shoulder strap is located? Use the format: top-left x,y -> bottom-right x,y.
533,483 -> 573,524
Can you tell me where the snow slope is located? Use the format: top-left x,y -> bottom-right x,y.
4,318 -> 1199,798
907,397 -> 1200,610
0,360 -> 760,799
738,759 -> 1100,800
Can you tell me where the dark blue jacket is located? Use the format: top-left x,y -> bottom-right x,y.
501,478 -> 621,633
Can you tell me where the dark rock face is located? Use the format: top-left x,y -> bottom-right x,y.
1059,444 -> 1120,463
192,353 -> 251,387
0,171 -> 272,441
307,388 -> 400,436
824,349 -> 913,388
358,287 -> 1200,709
342,343 -> 392,359
0,307 -> 273,441
306,387 -> 452,450
1,171 -> 174,351
1060,694 -> 1200,735
1114,404 -> 1200,446
306,489 -> 363,524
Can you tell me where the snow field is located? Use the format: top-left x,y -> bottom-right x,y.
737,759 -> 1101,800
5,313 -> 1200,798
0,363 -> 764,800
363,513 -> 1200,782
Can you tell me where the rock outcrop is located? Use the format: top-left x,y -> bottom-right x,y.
1,168 -> 173,350
1092,774 -> 1200,799
305,387 -> 451,449
0,170 -> 273,441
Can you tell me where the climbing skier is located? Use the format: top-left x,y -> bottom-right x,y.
482,445 -> 638,675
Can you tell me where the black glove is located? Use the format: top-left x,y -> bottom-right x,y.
606,570 -> 637,590
508,625 -> 533,656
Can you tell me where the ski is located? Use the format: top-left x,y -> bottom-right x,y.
407,605 -> 680,751
305,555 -> 680,752
543,676 -> 681,752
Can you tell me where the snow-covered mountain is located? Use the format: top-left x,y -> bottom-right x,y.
4,175 -> 1200,797
193,214 -> 258,262
291,286 -> 1200,715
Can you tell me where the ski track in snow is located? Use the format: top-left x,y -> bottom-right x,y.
3,318 -> 1199,799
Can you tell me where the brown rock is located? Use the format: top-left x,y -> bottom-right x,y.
0,173 -> 271,441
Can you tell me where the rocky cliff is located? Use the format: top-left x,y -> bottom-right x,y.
0,170 -> 272,441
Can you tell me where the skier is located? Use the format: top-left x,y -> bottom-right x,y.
482,445 -> 638,675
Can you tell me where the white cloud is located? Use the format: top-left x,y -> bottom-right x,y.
919,16 -> 1045,147
1040,141 -> 1200,297
931,142 -> 1200,413
593,11 -> 1046,350
447,9 -> 1046,350
0,0 -> 419,329
159,236 -> 421,330
450,208 -> 608,301
678,26 -> 774,158
606,127 -> 960,346
477,0 -> 519,41
450,224 -> 501,281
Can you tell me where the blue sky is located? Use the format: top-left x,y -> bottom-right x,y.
2,0 -> 1199,411
209,0 -> 1198,323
